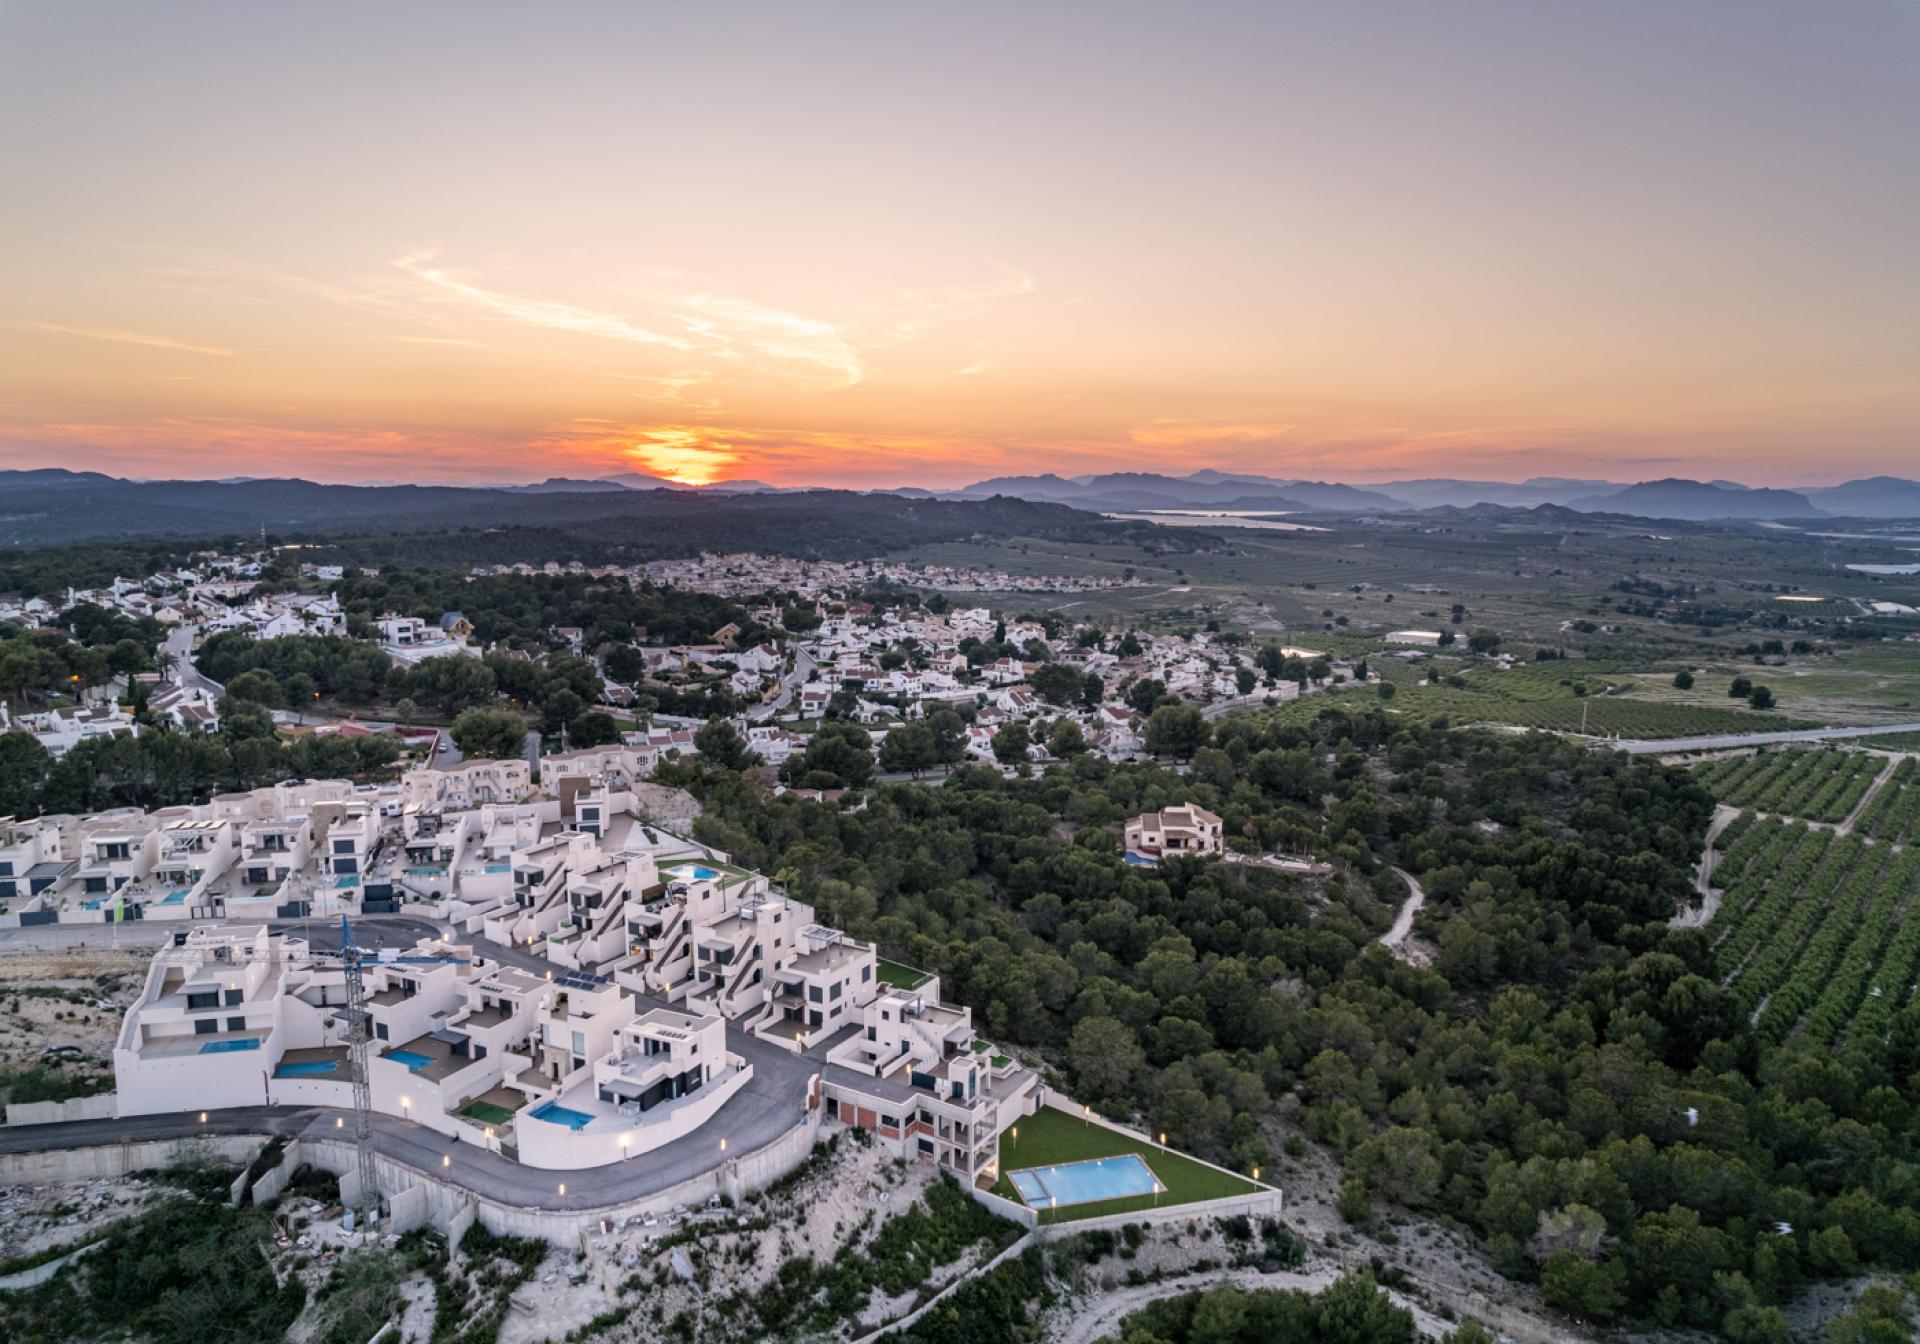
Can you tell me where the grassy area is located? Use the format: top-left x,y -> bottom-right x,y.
455,1099 -> 517,1126
876,958 -> 932,990
992,1105 -> 1261,1224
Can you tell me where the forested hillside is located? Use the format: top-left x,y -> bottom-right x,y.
665,709 -> 1920,1338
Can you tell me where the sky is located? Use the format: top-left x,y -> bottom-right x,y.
1,2 -> 1916,490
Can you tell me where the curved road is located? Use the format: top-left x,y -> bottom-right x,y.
1,919 -> 827,1213
1380,867 -> 1425,950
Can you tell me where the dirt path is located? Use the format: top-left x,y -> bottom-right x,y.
1835,751 -> 1900,836
1380,867 -> 1425,950
1672,804 -> 1741,928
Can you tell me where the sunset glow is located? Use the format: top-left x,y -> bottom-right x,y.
3,3 -> 1917,488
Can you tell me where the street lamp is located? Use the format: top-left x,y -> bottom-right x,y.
558,1183 -> 566,1196
199,1111 -> 208,1123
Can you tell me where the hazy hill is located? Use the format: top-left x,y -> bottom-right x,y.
0,469 -> 1164,553
1800,476 -> 1920,519
1567,478 -> 1826,520
1378,477 -> 1620,509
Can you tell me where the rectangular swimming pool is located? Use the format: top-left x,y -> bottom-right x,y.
530,1100 -> 594,1130
199,1038 -> 262,1055
1008,1154 -> 1164,1209
384,1049 -> 434,1071
274,1059 -> 340,1078
667,864 -> 722,882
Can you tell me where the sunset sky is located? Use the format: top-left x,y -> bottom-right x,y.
2,2 -> 1916,489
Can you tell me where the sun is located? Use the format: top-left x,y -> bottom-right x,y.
621,427 -> 738,486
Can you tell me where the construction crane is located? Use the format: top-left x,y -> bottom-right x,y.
338,915 -> 380,1223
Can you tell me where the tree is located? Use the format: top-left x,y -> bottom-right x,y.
1065,1015 -> 1141,1103
0,731 -> 50,816
1672,670 -> 1694,690
1729,676 -> 1752,699
694,717 -> 751,771
1310,1272 -> 1414,1344
1031,663 -> 1084,705
1747,685 -> 1775,710
780,721 -> 873,789
450,707 -> 526,759
283,672 -> 318,720
1126,678 -> 1168,715
1047,718 -> 1087,758
603,644 -> 646,684
1467,630 -> 1502,653
393,697 -> 419,726
224,668 -> 282,707
1145,703 -> 1206,759
991,721 -> 1031,766
878,722 -> 937,776
569,710 -> 621,748
1376,681 -> 1396,701
1234,665 -> 1257,696
1540,1250 -> 1624,1322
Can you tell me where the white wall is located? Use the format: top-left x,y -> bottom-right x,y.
512,1064 -> 753,1171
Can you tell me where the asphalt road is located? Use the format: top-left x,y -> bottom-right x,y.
161,625 -> 223,698
1613,721 -> 1920,755
0,914 -> 440,956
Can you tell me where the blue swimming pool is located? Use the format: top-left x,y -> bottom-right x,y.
1008,1154 -> 1163,1209
668,863 -> 722,882
530,1100 -> 594,1130
484,863 -> 509,873
335,875 -> 361,889
384,1049 -> 434,1071
160,889 -> 190,904
199,1038 -> 262,1055
274,1059 -> 340,1078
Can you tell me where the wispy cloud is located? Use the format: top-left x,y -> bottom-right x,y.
884,265 -> 1036,342
676,294 -> 863,388
394,249 -> 690,351
13,320 -> 235,358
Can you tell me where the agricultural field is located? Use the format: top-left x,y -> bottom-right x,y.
1703,816 -> 1920,1048
1855,756 -> 1920,844
1690,748 -> 1888,823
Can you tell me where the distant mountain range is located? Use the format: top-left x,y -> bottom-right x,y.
938,468 -> 1920,521
3,468 -> 1919,545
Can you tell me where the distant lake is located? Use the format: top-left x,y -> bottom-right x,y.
1107,510 -> 1327,532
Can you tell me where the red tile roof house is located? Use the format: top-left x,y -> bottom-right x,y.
1124,804 -> 1225,857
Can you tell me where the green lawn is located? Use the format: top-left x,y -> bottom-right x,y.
992,1104 -> 1263,1224
876,958 -> 933,990
456,1100 -> 518,1126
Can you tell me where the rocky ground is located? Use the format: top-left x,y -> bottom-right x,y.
0,946 -> 147,1097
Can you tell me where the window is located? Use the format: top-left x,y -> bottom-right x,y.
223,988 -> 242,1006
808,985 -> 823,1003
193,1018 -> 217,1036
186,990 -> 219,1011
375,1022 -> 389,1040
830,982 -> 842,1000
227,1016 -> 246,1032
861,965 -> 871,983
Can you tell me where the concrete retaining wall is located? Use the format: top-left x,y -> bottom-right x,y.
5,1094 -> 119,1126
247,1138 -> 304,1206
0,1133 -> 265,1185
967,1184 -> 1037,1229
1033,1189 -> 1285,1239
447,1197 -> 478,1253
